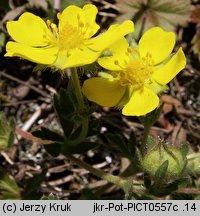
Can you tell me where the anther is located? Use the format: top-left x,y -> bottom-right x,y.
47,20 -> 51,27
51,23 -> 58,36
57,13 -> 61,20
127,47 -> 132,53
114,60 -> 119,65
79,22 -> 84,28
77,14 -> 81,20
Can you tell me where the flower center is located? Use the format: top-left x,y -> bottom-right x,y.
119,53 -> 154,89
47,14 -> 85,51
57,23 -> 84,51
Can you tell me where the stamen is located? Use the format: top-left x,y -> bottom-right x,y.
47,19 -> 51,27
57,13 -> 61,20
119,56 -> 154,89
51,23 -> 59,37
114,60 -> 119,65
127,47 -> 132,53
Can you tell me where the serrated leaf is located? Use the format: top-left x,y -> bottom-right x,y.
0,174 -> 21,200
0,112 -> 15,150
116,0 -> 191,33
62,141 -> 99,154
155,160 -> 169,179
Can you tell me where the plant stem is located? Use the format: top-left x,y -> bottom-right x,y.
67,154 -> 127,189
141,124 -> 151,156
70,67 -> 85,109
69,67 -> 88,145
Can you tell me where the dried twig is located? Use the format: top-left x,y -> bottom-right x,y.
0,71 -> 50,98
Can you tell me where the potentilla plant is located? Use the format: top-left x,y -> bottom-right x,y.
4,3 -> 196,199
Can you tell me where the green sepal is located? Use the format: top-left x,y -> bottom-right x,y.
155,160 -> 169,179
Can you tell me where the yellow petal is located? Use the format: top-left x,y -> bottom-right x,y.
139,27 -> 176,65
63,47 -> 100,68
82,77 -> 126,107
5,42 -> 58,64
59,4 -> 99,39
98,37 -> 130,71
7,12 -> 53,47
153,48 -> 186,85
82,4 -> 100,38
58,5 -> 82,30
87,20 -> 134,51
122,87 -> 159,116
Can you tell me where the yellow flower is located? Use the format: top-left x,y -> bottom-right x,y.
82,27 -> 186,116
5,4 -> 134,70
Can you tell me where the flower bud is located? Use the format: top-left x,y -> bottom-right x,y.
143,144 -> 186,180
187,153 -> 200,177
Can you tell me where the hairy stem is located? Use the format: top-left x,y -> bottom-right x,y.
70,67 -> 85,109
141,124 -> 151,156
69,67 -> 88,145
67,154 -> 127,189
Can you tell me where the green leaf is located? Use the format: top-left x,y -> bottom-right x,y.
53,88 -> 78,138
87,119 -> 100,137
165,178 -> 186,192
146,136 -> 157,150
41,193 -> 59,200
44,142 -> 62,157
62,141 -> 99,154
23,168 -> 47,199
0,174 -> 21,200
106,133 -> 130,158
141,104 -> 164,127
54,88 -> 75,118
180,142 -> 189,158
59,118 -> 75,138
116,0 -> 191,33
32,127 -> 64,142
59,88 -> 75,116
144,172 -> 151,189
155,160 -> 169,179
0,112 -> 16,150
